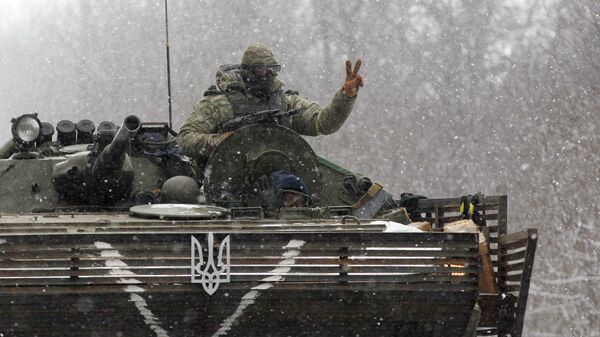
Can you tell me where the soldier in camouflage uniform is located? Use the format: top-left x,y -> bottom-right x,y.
177,43 -> 364,167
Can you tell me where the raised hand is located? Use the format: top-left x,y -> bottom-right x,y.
342,59 -> 364,97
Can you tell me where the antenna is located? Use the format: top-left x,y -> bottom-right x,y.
164,0 -> 173,128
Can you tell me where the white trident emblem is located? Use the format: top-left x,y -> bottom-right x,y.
191,233 -> 231,295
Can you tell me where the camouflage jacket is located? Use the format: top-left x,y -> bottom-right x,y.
178,65 -> 356,163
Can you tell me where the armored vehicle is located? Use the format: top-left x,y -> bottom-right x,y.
0,113 -> 538,337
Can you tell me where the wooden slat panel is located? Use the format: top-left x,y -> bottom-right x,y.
1,281 -> 479,295
1,264 -> 480,277
501,262 -> 524,273
504,284 -> 521,293
0,231 -> 479,295
1,258 -> 480,273
0,273 -> 479,287
512,228 -> 538,337
1,255 -> 480,266
0,256 -> 480,268
498,230 -> 530,245
496,195 -> 508,236
503,274 -> 523,282
0,232 -> 479,247
499,250 -> 526,262
1,249 -> 479,261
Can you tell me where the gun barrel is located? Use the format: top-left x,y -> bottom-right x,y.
0,140 -> 16,159
92,115 -> 141,176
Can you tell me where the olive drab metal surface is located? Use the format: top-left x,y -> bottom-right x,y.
0,158 -> 62,212
203,124 -> 322,206
0,115 -> 194,213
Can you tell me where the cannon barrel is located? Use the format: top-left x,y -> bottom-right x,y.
0,140 -> 16,159
92,115 -> 141,176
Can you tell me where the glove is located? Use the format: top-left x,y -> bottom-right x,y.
342,59 -> 364,97
256,175 -> 280,210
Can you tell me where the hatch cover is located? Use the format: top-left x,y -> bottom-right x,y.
129,204 -> 229,220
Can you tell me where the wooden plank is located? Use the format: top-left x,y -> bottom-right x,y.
503,274 -> 523,282
1,255 -> 481,267
499,230 -> 530,245
0,245 -> 480,259
0,274 -> 479,287
501,262 -> 525,273
512,228 -> 538,337
0,282 -> 480,295
1,249 -> 480,261
1,244 -> 479,254
504,284 -> 521,293
1,264 -> 480,279
499,250 -> 527,262
497,195 -> 508,236
0,256 -> 480,271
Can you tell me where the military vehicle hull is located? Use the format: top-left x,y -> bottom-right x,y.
0,115 -> 537,337
0,195 -> 538,337
0,215 -> 482,337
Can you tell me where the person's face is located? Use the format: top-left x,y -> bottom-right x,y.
241,64 -> 281,78
282,191 -> 307,208
241,64 -> 281,96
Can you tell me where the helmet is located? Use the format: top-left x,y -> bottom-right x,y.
271,170 -> 310,208
241,43 -> 278,65
271,170 -> 310,196
160,176 -> 201,204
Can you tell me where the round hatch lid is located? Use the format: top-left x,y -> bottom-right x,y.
129,204 -> 229,220
61,144 -> 92,154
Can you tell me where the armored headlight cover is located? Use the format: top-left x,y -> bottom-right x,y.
11,113 -> 42,147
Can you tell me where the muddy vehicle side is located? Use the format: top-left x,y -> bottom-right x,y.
0,114 -> 538,337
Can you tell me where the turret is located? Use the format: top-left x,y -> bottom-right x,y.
51,115 -> 141,205
92,115 -> 140,178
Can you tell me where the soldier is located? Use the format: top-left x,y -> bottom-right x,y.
256,170 -> 311,211
177,42 -> 364,168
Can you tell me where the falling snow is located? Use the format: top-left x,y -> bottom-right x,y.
1,1 -> 599,335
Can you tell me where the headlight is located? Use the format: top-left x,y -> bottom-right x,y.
11,113 -> 42,147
